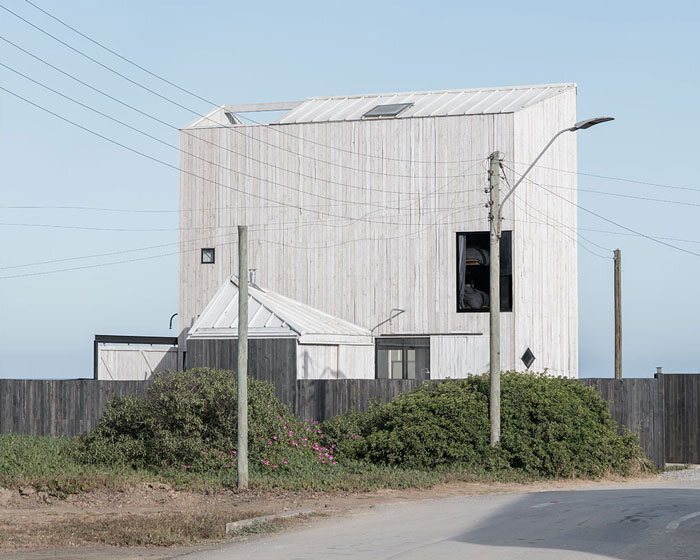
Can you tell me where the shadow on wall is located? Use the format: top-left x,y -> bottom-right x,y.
298,347 -> 341,380
456,488 -> 700,559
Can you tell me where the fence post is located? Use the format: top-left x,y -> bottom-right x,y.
654,367 -> 666,468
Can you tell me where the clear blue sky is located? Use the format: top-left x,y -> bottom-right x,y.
1,0 -> 698,379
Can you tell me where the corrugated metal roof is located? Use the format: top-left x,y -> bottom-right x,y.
187,277 -> 372,344
276,83 -> 575,124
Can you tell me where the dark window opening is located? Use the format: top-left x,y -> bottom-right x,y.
375,338 -> 430,380
201,248 -> 215,264
456,231 -> 512,312
362,103 -> 413,119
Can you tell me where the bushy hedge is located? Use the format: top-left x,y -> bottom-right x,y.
323,373 -> 649,478
79,369 -> 649,480
78,368 -> 336,475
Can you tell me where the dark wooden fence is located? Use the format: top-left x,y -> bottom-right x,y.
579,378 -> 664,469
0,379 -> 149,437
662,374 -> 700,464
295,379 -> 425,422
1,373 -> 698,468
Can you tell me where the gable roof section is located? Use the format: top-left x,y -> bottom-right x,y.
187,277 -> 372,345
182,83 -> 576,129
276,83 -> 575,124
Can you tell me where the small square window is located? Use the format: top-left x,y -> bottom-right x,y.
375,338 -> 430,380
201,248 -> 215,264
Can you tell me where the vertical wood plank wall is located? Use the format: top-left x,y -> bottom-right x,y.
663,374 -> 700,464
1,375 -> 697,469
0,380 -> 149,437
186,338 -> 297,406
579,378 -> 665,469
178,91 -> 578,377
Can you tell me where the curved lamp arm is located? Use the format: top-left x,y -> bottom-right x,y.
500,117 -> 614,205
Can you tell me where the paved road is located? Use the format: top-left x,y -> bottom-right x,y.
185,478 -> 700,560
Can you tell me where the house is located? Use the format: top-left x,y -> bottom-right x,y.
179,83 -> 579,379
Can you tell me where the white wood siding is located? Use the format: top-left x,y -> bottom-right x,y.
96,345 -> 178,380
296,344 -> 374,379
179,90 -> 578,377
429,335 -> 489,379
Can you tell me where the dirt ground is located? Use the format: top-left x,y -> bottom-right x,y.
0,474 -> 660,553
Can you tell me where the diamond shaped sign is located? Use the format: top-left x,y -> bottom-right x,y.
521,348 -> 535,369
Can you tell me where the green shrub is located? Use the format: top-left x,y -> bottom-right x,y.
323,373 -> 649,477
78,368 -> 336,476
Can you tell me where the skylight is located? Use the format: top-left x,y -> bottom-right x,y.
362,103 -> 413,119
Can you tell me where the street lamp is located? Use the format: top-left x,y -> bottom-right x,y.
488,116 -> 614,447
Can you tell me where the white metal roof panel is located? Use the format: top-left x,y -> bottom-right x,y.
276,83 -> 575,124
188,277 -> 372,344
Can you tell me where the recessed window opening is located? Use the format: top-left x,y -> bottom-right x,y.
456,231 -> 512,312
375,338 -> 430,380
362,102 -> 413,119
201,248 -> 215,264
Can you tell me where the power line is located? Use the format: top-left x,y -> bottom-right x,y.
0,60 -> 487,207
0,35 -> 473,181
501,162 -> 700,260
0,210 -> 487,280
0,84 -> 442,225
499,165 -> 612,259
2,3 -> 482,168
22,0 -> 217,107
506,159 -> 700,195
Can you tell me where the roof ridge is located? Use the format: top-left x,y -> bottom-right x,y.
303,83 -> 576,102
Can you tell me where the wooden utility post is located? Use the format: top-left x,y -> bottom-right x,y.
614,248 -> 622,379
237,226 -> 249,490
488,152 -> 501,447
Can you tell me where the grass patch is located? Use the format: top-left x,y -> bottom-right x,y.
0,511 -> 267,548
0,434 -> 544,495
665,464 -> 693,471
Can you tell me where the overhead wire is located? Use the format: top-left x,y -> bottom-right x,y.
506,159 -> 700,195
0,60 -> 486,208
498,164 -> 613,259
2,2 -> 484,168
2,84 -> 481,226
501,162 -> 700,259
9,0 -> 693,192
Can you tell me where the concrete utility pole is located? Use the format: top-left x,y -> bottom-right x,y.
488,151 -> 501,447
237,225 -> 249,491
614,248 -> 622,379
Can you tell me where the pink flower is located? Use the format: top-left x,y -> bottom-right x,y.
263,460 -> 270,466
283,460 -> 288,464
232,450 -> 237,454
272,435 -> 278,440
272,464 -> 278,468
268,441 -> 273,445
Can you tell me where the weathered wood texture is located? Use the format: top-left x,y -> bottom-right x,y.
186,338 -> 297,407
0,379 -> 149,437
579,378 -> 664,469
96,345 -> 177,380
295,379 -> 427,423
179,89 -> 578,378
662,374 -> 700,464
2,373 -> 697,468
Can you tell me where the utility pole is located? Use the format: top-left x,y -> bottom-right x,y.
237,226 -> 249,490
488,151 -> 501,447
614,248 -> 622,379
